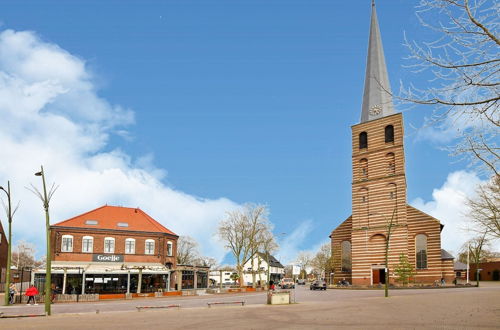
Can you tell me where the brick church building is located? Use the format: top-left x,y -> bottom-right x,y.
330,2 -> 454,286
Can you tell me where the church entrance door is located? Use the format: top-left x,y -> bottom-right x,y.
372,268 -> 386,285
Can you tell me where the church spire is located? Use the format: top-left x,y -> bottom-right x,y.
360,1 -> 395,123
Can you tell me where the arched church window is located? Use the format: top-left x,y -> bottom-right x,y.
341,241 -> 351,273
359,158 -> 368,180
416,234 -> 428,269
387,183 -> 397,200
385,125 -> 394,143
359,132 -> 368,149
360,188 -> 368,203
386,153 -> 395,175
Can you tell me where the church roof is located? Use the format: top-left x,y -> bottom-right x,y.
360,1 -> 395,123
441,249 -> 455,260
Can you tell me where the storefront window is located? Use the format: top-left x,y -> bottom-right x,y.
182,271 -> 194,289
141,274 -> 168,293
197,271 -> 208,289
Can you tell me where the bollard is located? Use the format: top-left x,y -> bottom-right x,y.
96,309 -> 99,314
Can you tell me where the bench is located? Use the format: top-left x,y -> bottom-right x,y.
136,304 -> 180,312
207,301 -> 245,308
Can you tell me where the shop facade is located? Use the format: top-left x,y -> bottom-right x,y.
34,205 -> 181,295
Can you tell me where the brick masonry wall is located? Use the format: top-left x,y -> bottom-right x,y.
331,216 -> 352,284
330,113 -> 451,286
50,228 -> 177,267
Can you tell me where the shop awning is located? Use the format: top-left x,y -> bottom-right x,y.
34,262 -> 171,275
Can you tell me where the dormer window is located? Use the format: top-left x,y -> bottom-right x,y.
359,132 -> 368,149
117,222 -> 129,227
85,220 -> 98,225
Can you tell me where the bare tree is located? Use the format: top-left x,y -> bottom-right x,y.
461,233 -> 490,286
258,230 -> 278,286
295,251 -> 313,279
311,243 -> 334,280
217,204 -> 272,287
467,175 -> 500,238
193,256 -> 218,269
402,0 -> 499,175
176,236 -> 200,265
11,240 -> 43,269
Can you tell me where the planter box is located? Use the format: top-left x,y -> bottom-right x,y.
99,293 -> 126,300
132,293 -> 155,298
267,291 -> 291,305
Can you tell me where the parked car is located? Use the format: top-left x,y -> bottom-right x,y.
279,278 -> 295,289
310,280 -> 327,290
297,279 -> 306,285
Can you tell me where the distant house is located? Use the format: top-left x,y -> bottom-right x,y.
242,253 -> 284,286
454,261 -> 467,280
470,261 -> 500,281
209,269 -> 238,286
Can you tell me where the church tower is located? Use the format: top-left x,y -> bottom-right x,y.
330,1 -> 455,287
350,1 -> 409,286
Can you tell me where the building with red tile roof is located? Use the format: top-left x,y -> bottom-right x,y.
53,205 -> 177,236
33,205 -> 209,297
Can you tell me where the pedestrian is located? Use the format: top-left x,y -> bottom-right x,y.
51,283 -> 57,303
440,277 -> 445,286
8,283 -> 18,304
25,285 -> 39,305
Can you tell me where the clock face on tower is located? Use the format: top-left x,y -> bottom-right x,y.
369,105 -> 382,116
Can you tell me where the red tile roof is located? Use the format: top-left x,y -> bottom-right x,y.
53,205 -> 177,235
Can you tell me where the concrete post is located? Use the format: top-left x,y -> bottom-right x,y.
81,272 -> 86,294
219,270 -> 223,290
137,268 -> 143,294
62,268 -> 67,294
127,271 -> 130,294
194,270 -> 198,290
167,272 -> 170,292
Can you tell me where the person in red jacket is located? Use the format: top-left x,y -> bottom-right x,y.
25,285 -> 39,305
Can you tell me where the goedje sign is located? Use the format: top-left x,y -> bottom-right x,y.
92,254 -> 124,262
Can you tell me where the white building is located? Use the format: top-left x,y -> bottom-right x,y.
209,270 -> 237,286
242,253 -> 284,286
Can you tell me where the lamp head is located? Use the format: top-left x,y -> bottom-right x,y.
35,172 -> 42,176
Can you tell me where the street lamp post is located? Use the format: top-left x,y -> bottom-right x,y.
34,166 -> 52,316
0,182 -> 13,306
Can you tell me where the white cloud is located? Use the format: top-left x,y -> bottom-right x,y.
0,29 -> 240,261
410,170 -> 499,255
278,220 -> 316,264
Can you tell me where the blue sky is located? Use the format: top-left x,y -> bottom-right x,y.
0,0 -> 488,262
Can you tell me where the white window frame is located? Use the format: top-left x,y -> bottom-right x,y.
82,236 -> 94,253
61,235 -> 73,252
167,241 -> 173,257
125,238 -> 135,254
145,239 -> 155,255
104,237 -> 115,254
